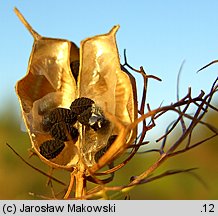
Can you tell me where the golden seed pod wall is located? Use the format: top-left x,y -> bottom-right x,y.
14,8 -> 137,172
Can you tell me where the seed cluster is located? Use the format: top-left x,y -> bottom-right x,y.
39,97 -> 110,160
40,107 -> 79,159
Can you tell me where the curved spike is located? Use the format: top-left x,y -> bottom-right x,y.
14,7 -> 41,40
109,25 -> 120,35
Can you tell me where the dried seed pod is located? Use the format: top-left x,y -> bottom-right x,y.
39,139 -> 65,160
70,97 -> 94,115
15,8 -> 138,169
42,108 -> 77,132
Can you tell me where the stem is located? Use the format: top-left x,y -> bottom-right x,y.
64,171 -> 75,199
75,160 -> 86,199
130,153 -> 167,186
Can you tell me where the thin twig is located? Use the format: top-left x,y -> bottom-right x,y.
6,143 -> 66,186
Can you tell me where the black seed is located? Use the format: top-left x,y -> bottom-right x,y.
63,112 -> 77,125
42,108 -> 77,132
51,108 -> 77,124
50,122 -> 68,141
67,124 -> 79,140
39,139 -> 65,159
70,60 -> 80,82
94,135 -> 117,162
50,122 -> 79,141
70,97 -> 94,115
77,107 -> 92,125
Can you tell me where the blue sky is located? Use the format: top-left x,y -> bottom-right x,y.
0,1 -> 217,133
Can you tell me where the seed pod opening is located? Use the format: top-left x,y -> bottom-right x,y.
15,8 -> 137,170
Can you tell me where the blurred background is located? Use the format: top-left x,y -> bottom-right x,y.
0,0 -> 217,199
